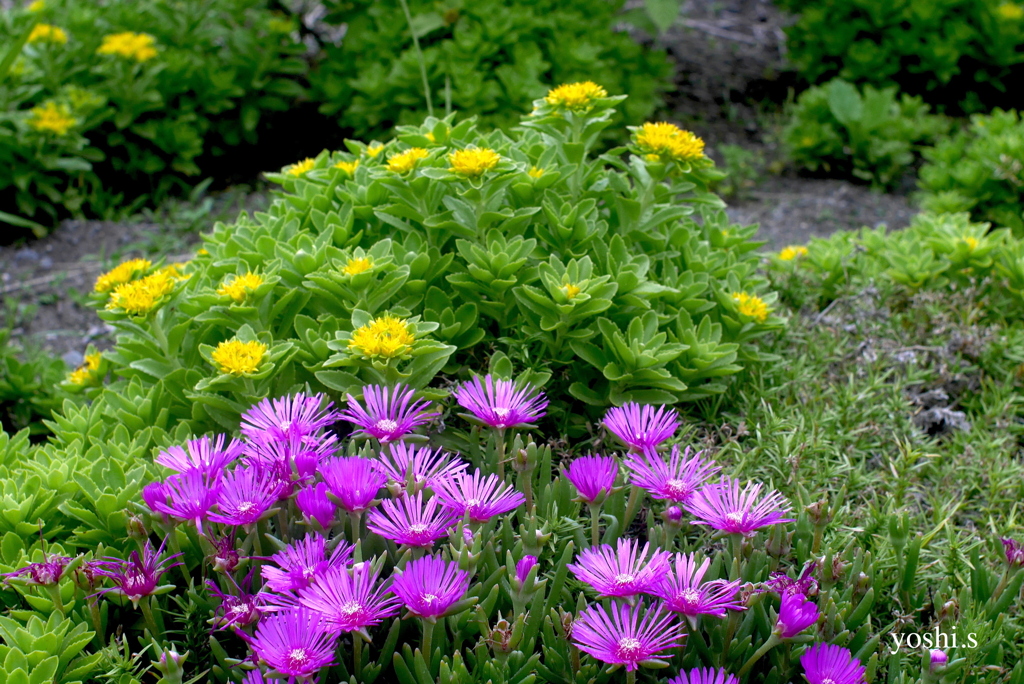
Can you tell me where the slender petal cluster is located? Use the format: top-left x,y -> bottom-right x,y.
626,446 -> 719,504
367,492 -> 458,548
654,553 -> 744,618
296,562 -> 400,632
338,384 -> 439,443
92,540 -> 183,607
764,564 -> 819,597
567,538 -> 670,599
296,482 -> 337,528
261,534 -> 353,594
375,443 -> 467,491
146,470 -> 222,534
209,467 -> 280,526
565,455 -> 618,505
685,477 -> 794,537
2,554 -> 71,586
244,608 -> 337,678
800,644 -> 866,684
320,457 -> 386,514
434,468 -> 525,523
455,375 -> 547,429
207,577 -> 269,629
572,602 -> 685,671
776,591 -> 819,637
1002,538 -> 1024,568
603,403 -> 680,452
391,556 -> 470,619
241,393 -> 336,444
155,435 -> 243,476
669,668 -> 740,684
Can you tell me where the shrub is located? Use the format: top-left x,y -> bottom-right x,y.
311,0 -> 670,138
775,0 -> 1024,112
917,109 -> 1024,234
781,79 -> 949,188
0,0 -> 307,236
0,326 -> 70,437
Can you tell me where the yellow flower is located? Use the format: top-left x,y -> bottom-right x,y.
285,158 -> 316,176
94,258 -> 152,292
197,248 -> 209,256
105,270 -> 177,315
27,23 -> 67,43
960,236 -> 980,251
387,148 -> 429,174
779,245 -> 809,261
448,148 -> 501,178
334,159 -> 359,175
84,352 -> 102,371
635,122 -> 705,163
528,166 -> 545,179
67,351 -> 102,385
545,81 -> 607,110
211,340 -> 268,375
217,272 -> 264,303
342,257 -> 373,276
27,101 -> 76,136
96,32 -> 158,61
365,143 -> 385,158
731,292 -> 770,323
28,1 -> 45,12
997,3 -> 1024,19
562,283 -> 582,300
349,315 -> 415,358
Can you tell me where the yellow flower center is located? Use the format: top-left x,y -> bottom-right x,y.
349,315 -> 415,358
731,292 -> 770,323
545,81 -> 608,110
27,23 -> 67,43
94,258 -> 152,293
285,158 -> 316,176
997,3 -> 1024,19
28,101 -> 77,136
217,272 -> 264,303
448,148 -> 501,177
635,122 -> 705,163
67,352 -> 103,385
105,270 -> 177,315
779,246 -> 809,261
387,148 -> 429,174
342,257 -> 373,276
562,283 -> 582,300
96,32 -> 157,61
528,166 -> 545,179
334,159 -> 359,175
365,143 -> 385,158
84,352 -> 102,371
961,236 -> 979,251
211,340 -> 268,375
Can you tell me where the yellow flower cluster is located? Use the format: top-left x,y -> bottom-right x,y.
96,32 -> 158,61
448,148 -> 501,178
731,292 -> 770,323
217,272 -> 264,303
387,148 -> 429,174
349,315 -> 415,358
365,143 -> 385,158
779,245 -> 809,261
960,236 -> 980,251
105,265 -> 186,315
635,122 -> 705,163
997,3 -> 1024,19
285,158 -> 316,176
67,352 -> 102,386
28,23 -> 67,44
561,283 -> 582,300
334,159 -> 359,175
342,257 -> 373,276
28,101 -> 76,136
528,166 -> 545,179
94,258 -> 152,293
545,81 -> 607,110
212,340 -> 268,375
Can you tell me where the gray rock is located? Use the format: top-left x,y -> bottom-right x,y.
15,248 -> 39,262
62,351 -> 84,368
39,256 -> 53,269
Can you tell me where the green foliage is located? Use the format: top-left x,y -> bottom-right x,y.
917,109 -> 1024,234
0,0 -> 307,234
0,326 -> 67,437
311,0 -> 670,138
781,79 -> 949,188
775,0 -> 1024,112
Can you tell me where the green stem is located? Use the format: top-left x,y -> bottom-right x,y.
350,512 -> 362,547
166,528 -> 190,587
140,595 -> 161,639
738,634 -> 781,677
626,669 -> 636,684
588,504 -> 601,547
991,567 -> 1012,603
495,428 -> 506,481
398,0 -> 433,117
45,584 -> 65,617
353,633 -> 363,683
623,487 -> 642,534
421,619 -> 435,670
730,533 -> 743,581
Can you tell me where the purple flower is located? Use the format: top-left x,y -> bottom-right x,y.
654,553 -> 744,618
391,556 -> 470,619
209,533 -> 241,573
516,556 -> 538,584
240,393 -> 336,444
433,468 -> 525,523
572,602 -> 685,672
1002,538 -> 1024,568
208,467 -> 280,527
261,534 -> 353,594
564,455 -> 618,505
154,434 -> 244,476
567,538 -> 671,600
765,563 -> 819,597
147,470 -> 222,534
776,591 -> 819,637
685,477 -> 794,537
243,608 -> 337,678
207,575 -> 269,630
455,375 -> 547,429
338,384 -> 439,443
626,445 -> 719,504
320,456 -> 386,514
669,668 -> 740,684
296,483 -> 337,529
245,435 -> 336,490
603,403 -> 680,452
376,442 -> 467,491
296,562 -> 400,632
800,643 -> 866,684
366,492 -> 458,548
242,671 -> 267,684
2,554 -> 71,586
930,650 -> 948,671
92,539 -> 183,607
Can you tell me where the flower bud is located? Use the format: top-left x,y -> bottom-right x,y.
930,649 -> 948,670
127,513 -> 149,541
1002,538 -> 1024,568
515,555 -> 538,585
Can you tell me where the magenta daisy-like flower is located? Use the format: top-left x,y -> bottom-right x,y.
338,384 -> 439,443
296,482 -> 337,528
92,539 -> 183,607
564,455 -> 618,505
391,556 -> 470,620
603,403 -> 680,452
2,554 -> 71,586
455,375 -> 548,429
626,445 -> 719,504
684,477 -> 794,537
376,442 -> 468,491
764,563 -> 819,597
366,492 -> 458,548
572,602 -> 685,672
296,561 -> 400,632
669,668 -> 740,684
800,643 -> 866,684
654,553 -> 744,618
320,456 -> 386,514
776,591 -> 819,638
567,538 -> 671,599
155,434 -> 244,476
147,470 -> 222,534
207,575 -> 269,630
240,393 -> 336,444
208,466 -> 281,527
261,534 -> 353,594
433,468 -> 526,523
245,434 -> 336,489
243,608 -> 337,678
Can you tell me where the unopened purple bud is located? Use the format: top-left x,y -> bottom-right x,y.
516,555 -> 538,584
666,506 -> 683,523
463,527 -> 474,545
1002,538 -> 1024,568
930,649 -> 948,671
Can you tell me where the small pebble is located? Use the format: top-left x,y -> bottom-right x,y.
15,248 -> 39,262
62,350 -> 84,368
40,256 -> 53,269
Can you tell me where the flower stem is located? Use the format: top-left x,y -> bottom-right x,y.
45,584 -> 65,617
421,619 -> 435,670
738,633 -> 781,677
140,595 -> 161,638
623,487 -> 641,533
626,670 -> 636,684
398,0 -> 433,118
730,533 -> 743,581
588,504 -> 601,546
496,428 -> 506,481
350,512 -> 362,547
353,633 -> 363,682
